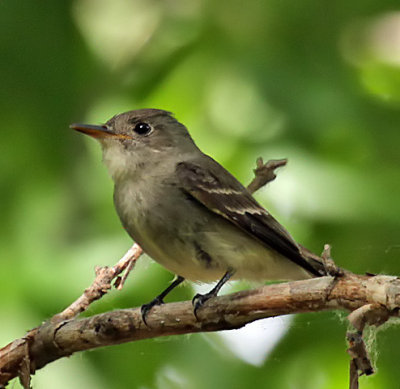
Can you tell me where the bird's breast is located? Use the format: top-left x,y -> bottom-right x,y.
113,177 -> 221,277
114,177 -> 188,245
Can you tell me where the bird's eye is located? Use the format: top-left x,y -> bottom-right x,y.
133,122 -> 152,135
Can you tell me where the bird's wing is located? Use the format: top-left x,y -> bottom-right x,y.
176,158 -> 323,276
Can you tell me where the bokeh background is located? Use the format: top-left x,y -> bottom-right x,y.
1,0 -> 400,388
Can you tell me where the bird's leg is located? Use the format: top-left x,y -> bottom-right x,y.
192,269 -> 235,319
141,275 -> 185,325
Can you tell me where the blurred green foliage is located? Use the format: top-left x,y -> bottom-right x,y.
1,0 -> 400,388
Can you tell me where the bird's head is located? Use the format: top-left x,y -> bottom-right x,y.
70,109 -> 197,180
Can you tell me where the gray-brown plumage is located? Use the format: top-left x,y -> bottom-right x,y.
71,109 -> 324,318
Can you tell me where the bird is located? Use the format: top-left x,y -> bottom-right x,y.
70,109 -> 325,322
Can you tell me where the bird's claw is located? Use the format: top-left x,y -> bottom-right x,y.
192,292 -> 214,320
141,297 -> 164,325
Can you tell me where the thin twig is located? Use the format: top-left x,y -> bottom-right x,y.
247,157 -> 287,194
52,244 -> 143,322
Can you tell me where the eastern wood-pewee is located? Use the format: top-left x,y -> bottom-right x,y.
70,109 -> 325,321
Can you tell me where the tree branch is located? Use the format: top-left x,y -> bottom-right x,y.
0,157 -> 392,388
1,273 -> 399,387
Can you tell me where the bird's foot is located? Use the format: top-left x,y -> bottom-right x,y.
192,292 -> 216,320
192,270 -> 234,320
141,297 -> 164,325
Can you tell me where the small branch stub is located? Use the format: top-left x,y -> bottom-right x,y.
247,157 -> 287,194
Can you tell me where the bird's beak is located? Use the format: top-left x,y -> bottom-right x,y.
69,123 -> 131,140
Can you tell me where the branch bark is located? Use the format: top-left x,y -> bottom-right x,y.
0,158 -> 395,388
1,273 -> 400,387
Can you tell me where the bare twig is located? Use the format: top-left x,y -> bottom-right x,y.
321,243 -> 344,276
346,303 -> 391,388
1,243 -> 142,389
52,244 -> 143,322
115,254 -> 137,290
1,274 -> 400,387
247,157 -> 287,194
